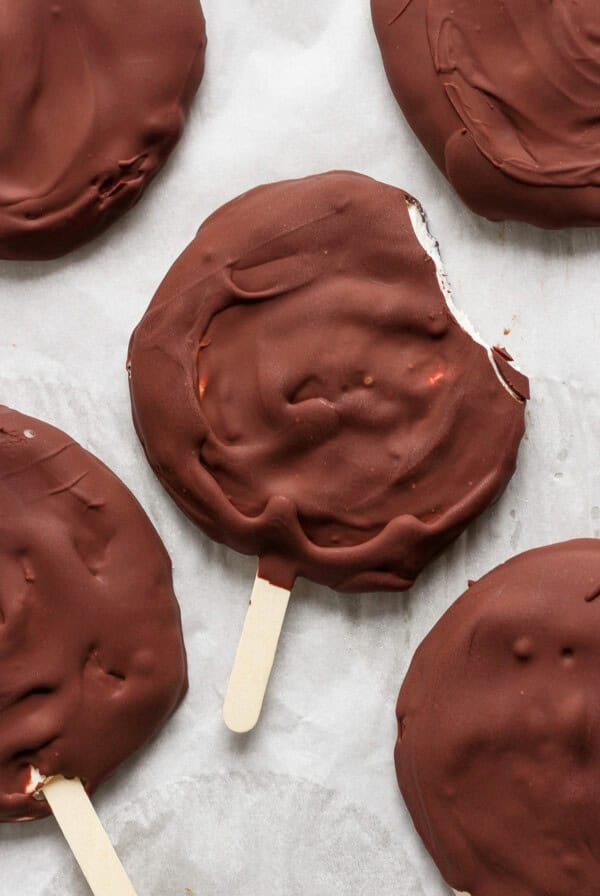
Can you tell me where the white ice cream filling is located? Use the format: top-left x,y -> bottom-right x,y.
24,766 -> 47,798
406,198 -> 522,401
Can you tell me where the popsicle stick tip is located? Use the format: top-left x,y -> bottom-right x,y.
223,701 -> 260,734
224,574 -> 292,733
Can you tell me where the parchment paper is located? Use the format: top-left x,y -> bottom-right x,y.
2,1 -> 600,894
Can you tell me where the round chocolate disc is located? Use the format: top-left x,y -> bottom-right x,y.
0,407 -> 187,822
396,539 -> 600,895
128,171 -> 528,593
372,0 -> 600,228
0,0 -> 206,260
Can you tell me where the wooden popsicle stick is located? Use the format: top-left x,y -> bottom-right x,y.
223,574 -> 292,733
40,775 -> 138,896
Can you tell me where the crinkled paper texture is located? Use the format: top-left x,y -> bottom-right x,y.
2,0 -> 600,893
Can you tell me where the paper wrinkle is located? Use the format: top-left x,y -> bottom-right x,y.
41,774 -> 427,895
2,0 -> 600,894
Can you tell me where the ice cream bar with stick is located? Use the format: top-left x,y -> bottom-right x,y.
127,171 -> 529,732
0,407 -> 187,891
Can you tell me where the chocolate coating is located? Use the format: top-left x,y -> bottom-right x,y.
372,0 -> 600,228
0,0 -> 206,260
0,407 -> 187,822
129,172 -> 527,592
396,540 -> 600,896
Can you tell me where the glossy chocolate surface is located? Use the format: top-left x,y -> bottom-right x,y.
396,540 -> 600,895
128,171 -> 527,592
0,0 -> 206,260
372,0 -> 600,227
0,407 -> 187,821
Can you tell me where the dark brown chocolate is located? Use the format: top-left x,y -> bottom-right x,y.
396,539 -> 600,895
372,0 -> 600,228
0,1 -> 206,260
0,407 -> 187,822
128,172 -> 527,592
491,347 -> 530,402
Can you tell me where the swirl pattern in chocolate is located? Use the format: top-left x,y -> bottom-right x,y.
396,540 -> 600,896
371,0 -> 600,227
0,407 -> 187,822
0,0 -> 206,260
128,172 -> 527,592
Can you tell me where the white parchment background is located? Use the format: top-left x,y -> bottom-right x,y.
2,1 -> 600,894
